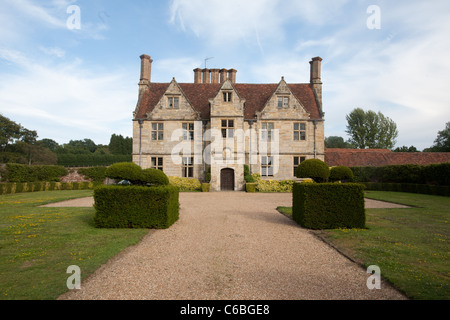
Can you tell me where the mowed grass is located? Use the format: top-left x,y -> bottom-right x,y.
0,190 -> 149,300
278,191 -> 450,300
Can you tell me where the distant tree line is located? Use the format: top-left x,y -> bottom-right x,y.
325,108 -> 449,152
1,114 -> 132,167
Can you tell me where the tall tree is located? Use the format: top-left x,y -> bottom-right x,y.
109,134 -> 132,155
0,114 -> 22,151
425,122 -> 450,152
325,136 -> 354,148
345,108 -> 399,149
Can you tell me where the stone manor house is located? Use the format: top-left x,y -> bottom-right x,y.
132,54 -> 325,191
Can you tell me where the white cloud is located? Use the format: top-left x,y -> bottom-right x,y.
0,50 -> 136,144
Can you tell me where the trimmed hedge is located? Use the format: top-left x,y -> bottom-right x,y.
78,166 -> 107,182
362,182 -> 450,197
93,185 -> 179,229
0,181 -> 100,195
141,168 -> 170,186
3,164 -> 68,183
351,163 -> 450,186
168,176 -> 202,192
201,183 -> 210,192
57,154 -> 132,167
245,183 -> 256,193
292,183 -> 366,230
105,162 -> 142,183
295,159 -> 330,183
330,166 -> 354,182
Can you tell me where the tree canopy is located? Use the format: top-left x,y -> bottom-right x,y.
424,122 -> 450,152
345,108 -> 399,149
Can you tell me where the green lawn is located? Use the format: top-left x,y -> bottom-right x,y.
278,191 -> 450,300
0,190 -> 149,300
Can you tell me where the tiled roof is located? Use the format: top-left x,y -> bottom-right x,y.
134,82 -> 322,120
325,148 -> 450,167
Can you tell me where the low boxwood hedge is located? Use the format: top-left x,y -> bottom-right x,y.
292,183 -> 366,230
93,185 -> 179,229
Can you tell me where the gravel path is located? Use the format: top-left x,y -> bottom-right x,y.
57,192 -> 407,300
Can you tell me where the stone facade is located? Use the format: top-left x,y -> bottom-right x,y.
133,55 -> 325,191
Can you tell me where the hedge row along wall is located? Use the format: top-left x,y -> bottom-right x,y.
93,185 -> 179,229
351,163 -> 450,186
0,181 -> 102,195
292,183 -> 366,230
1,164 -> 68,183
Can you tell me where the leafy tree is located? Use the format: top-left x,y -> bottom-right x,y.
325,136 -> 354,148
345,108 -> 398,149
393,146 -> 419,152
38,139 -> 60,151
424,122 -> 450,152
109,134 -> 132,155
0,114 -> 22,151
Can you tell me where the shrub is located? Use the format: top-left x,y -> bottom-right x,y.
201,183 -> 210,192
257,179 -> 294,192
4,164 -> 67,183
168,176 -> 201,192
78,167 -> 107,182
105,162 -> 142,183
295,159 -> 330,183
330,166 -> 354,182
292,183 -> 366,230
244,165 -> 255,183
140,168 -> 169,186
245,183 -> 256,193
93,185 -> 179,229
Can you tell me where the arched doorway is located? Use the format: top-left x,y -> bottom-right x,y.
220,168 -> 235,191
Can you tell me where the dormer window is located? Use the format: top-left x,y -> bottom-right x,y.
168,96 -> 179,109
277,97 -> 289,108
223,91 -> 232,102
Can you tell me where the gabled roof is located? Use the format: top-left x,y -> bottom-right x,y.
325,148 -> 450,167
134,81 -> 322,120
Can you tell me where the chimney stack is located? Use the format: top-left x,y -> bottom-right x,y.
220,69 -> 228,83
139,54 -> 152,85
310,57 -> 322,84
210,69 -> 220,84
194,68 -> 202,83
202,68 -> 211,84
228,69 -> 237,84
309,57 -> 323,115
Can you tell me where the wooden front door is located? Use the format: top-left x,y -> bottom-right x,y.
220,168 -> 235,191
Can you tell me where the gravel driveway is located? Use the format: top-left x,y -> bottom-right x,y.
58,192 -> 407,300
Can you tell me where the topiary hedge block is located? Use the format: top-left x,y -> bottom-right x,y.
93,185 -> 179,229
292,183 -> 366,230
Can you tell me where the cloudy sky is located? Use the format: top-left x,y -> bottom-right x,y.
0,0 -> 449,150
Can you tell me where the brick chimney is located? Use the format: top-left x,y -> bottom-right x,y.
219,69 -> 228,83
228,69 -> 237,84
139,54 -> 152,86
310,57 -> 323,115
202,68 -> 210,84
210,69 -> 220,84
193,68 -> 202,83
310,57 -> 322,84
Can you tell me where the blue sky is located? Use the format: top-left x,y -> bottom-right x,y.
0,0 -> 449,150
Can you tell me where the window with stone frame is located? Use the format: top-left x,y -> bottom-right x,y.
182,157 -> 194,178
294,122 -> 306,141
223,91 -> 232,102
293,156 -> 306,176
261,122 -> 274,141
261,156 -> 274,177
182,122 -> 194,141
151,157 -> 164,171
151,122 -> 164,141
168,96 -> 179,109
221,119 -> 234,138
277,96 -> 289,108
